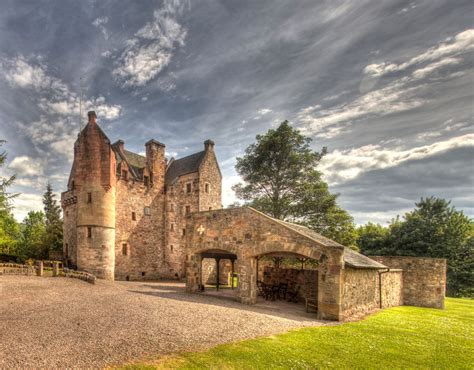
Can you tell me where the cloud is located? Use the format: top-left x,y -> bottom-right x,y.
297,77 -> 425,134
1,56 -> 121,121
92,16 -> 109,40
296,29 -> 473,138
364,29 -> 474,78
113,0 -> 188,87
11,193 -> 44,221
320,134 -> 474,185
8,156 -> 44,176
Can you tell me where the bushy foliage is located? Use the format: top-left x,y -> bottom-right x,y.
357,197 -> 473,297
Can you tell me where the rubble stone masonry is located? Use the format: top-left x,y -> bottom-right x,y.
370,256 -> 446,308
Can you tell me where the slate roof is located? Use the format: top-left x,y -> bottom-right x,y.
111,144 -> 146,180
247,207 -> 387,269
165,151 -> 206,185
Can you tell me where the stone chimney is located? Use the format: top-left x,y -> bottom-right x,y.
88,111 -> 97,125
113,139 -> 125,152
145,139 -> 166,188
204,139 -> 215,152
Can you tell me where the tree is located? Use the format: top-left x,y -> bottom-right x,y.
41,183 -> 63,258
17,211 -> 46,261
356,222 -> 390,255
232,121 -> 357,246
0,140 -> 20,257
370,197 -> 473,297
0,140 -> 18,212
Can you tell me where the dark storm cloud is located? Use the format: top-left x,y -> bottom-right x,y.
0,0 -> 472,222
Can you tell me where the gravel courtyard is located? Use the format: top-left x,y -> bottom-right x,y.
0,276 -> 328,368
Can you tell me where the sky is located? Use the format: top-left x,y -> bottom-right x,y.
0,0 -> 472,224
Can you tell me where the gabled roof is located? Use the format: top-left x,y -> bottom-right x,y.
165,150 -> 206,185
111,144 -> 146,180
247,207 -> 387,269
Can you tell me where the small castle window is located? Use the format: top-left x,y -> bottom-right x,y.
170,245 -> 174,252
205,183 -> 210,193
170,223 -> 174,231
71,180 -> 75,189
144,176 -> 149,186
141,271 -> 146,277
186,183 -> 192,193
185,205 -> 191,214
169,203 -> 174,212
209,207 -> 212,210
132,212 -> 136,221
122,170 -> 128,180
144,207 -> 151,216
87,192 -> 92,203
122,243 -> 128,256
87,227 -> 92,238
182,228 -> 186,236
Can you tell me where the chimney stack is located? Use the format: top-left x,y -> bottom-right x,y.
88,111 -> 97,124
204,139 -> 215,152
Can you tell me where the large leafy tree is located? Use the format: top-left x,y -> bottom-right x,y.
0,140 -> 20,257
17,211 -> 46,261
42,183 -> 63,258
232,120 -> 356,246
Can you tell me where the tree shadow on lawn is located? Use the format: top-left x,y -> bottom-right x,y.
127,281 -> 331,325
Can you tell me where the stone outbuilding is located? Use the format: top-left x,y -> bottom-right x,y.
185,207 -> 446,321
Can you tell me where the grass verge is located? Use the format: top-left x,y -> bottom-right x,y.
121,298 -> 474,369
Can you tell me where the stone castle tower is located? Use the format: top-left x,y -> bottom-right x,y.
61,111 -> 222,280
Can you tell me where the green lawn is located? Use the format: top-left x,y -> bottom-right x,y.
123,298 -> 474,369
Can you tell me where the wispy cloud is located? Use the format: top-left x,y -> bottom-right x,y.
92,16 -> 109,40
113,0 -> 188,88
364,29 -> 474,78
296,29 -> 474,138
320,134 -> 474,185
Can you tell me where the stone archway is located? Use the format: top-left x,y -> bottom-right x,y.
185,207 -> 345,321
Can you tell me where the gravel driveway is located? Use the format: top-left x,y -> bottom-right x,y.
0,276 -> 328,368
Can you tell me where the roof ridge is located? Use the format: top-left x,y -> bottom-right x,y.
246,207 -> 343,248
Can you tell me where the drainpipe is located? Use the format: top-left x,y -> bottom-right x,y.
378,268 -> 390,309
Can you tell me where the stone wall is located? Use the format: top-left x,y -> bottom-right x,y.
342,267 -> 404,319
263,267 -> 318,301
381,269 -> 403,308
61,191 -> 77,267
342,268 -> 380,319
166,172 -> 200,278
370,256 -> 446,308
0,263 -> 36,275
114,178 -> 165,280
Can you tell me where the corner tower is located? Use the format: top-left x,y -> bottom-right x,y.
66,111 -> 116,280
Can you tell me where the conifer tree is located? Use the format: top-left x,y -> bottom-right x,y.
41,183 -> 63,258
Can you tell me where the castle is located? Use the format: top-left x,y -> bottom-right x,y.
61,111 -> 222,280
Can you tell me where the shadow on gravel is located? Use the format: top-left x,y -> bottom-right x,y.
127,281 -> 328,324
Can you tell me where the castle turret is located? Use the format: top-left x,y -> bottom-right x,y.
69,111 -> 116,280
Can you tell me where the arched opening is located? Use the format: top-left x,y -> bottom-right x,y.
254,251 -> 321,316
198,249 -> 237,297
